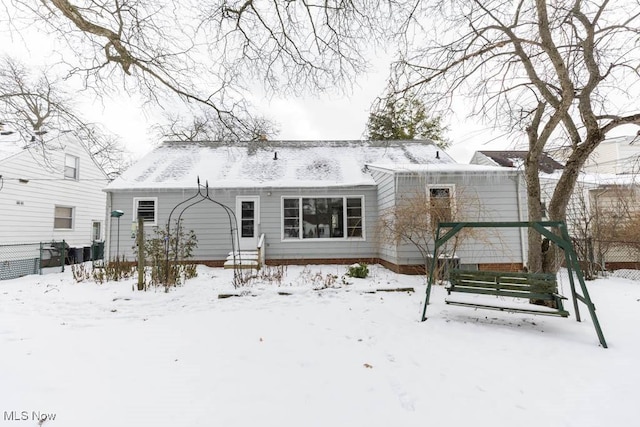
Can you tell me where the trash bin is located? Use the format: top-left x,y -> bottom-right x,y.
91,241 -> 104,261
76,248 -> 84,263
40,246 -> 62,268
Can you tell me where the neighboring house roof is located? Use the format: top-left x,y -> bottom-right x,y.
106,140 -> 457,190
474,151 -> 564,174
0,130 -> 26,162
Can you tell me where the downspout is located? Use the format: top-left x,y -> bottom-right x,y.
394,171 -> 399,266
515,173 -> 528,269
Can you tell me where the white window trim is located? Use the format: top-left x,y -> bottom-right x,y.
427,184 -> 456,225
64,154 -> 80,180
54,205 -> 74,230
92,220 -> 103,241
133,197 -> 158,226
280,195 -> 366,242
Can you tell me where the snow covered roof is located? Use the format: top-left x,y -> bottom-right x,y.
0,129 -> 25,162
0,129 -> 83,163
367,163 -> 519,175
476,151 -> 564,174
106,140 -> 457,190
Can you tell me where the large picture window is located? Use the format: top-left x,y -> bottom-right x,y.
133,198 -> 157,226
282,196 -> 364,240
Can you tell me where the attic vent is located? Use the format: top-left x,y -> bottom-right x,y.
273,151 -> 278,160
436,151 -> 440,159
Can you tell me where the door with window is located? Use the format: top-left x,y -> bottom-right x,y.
236,196 -> 260,250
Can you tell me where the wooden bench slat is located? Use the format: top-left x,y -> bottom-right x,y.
449,280 -> 554,293
451,270 -> 555,280
446,286 -> 560,301
446,268 -> 567,316
444,300 -> 570,317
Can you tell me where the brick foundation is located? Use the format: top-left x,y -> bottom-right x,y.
605,262 -> 640,271
169,258 -> 525,275
478,263 -> 525,272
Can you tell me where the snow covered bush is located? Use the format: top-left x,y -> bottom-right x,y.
347,263 -> 369,279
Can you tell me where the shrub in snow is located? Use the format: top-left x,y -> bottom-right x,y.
144,219 -> 198,290
347,263 -> 369,279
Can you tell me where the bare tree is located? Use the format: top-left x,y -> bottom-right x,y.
376,186 -> 488,277
389,0 -> 640,273
0,56 -> 128,178
154,108 -> 279,142
7,1 -> 415,135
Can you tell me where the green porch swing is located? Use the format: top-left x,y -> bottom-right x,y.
421,221 -> 607,348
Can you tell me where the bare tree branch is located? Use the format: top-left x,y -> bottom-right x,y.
0,56 -> 129,178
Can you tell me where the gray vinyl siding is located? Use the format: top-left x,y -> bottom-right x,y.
370,169 -> 398,263
393,172 -> 526,266
106,185 -> 378,262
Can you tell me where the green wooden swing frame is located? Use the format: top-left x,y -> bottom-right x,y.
421,221 -> 607,348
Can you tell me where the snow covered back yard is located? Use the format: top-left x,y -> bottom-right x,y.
1,264 -> 639,427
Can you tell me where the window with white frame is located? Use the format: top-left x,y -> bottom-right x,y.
54,206 -> 74,229
92,221 -> 102,241
428,185 -> 454,228
64,154 -> 79,180
282,196 -> 364,239
133,198 -> 158,226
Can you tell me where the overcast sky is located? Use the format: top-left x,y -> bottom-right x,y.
4,11 -> 634,165
1,11 -> 524,165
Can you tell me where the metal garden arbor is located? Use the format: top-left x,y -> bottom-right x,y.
165,178 -> 244,286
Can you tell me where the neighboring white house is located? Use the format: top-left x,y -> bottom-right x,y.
104,140 -> 529,273
583,134 -> 640,175
0,129 -> 110,276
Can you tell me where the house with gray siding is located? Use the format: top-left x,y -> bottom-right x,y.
105,140 -> 528,273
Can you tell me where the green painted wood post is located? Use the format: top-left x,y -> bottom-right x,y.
137,217 -> 145,291
61,240 -> 66,273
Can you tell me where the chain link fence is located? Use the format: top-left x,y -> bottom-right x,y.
0,243 -> 42,280
0,241 -> 105,281
572,237 -> 640,278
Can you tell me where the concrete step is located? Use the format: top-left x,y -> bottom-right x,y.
223,259 -> 259,269
226,251 -> 258,260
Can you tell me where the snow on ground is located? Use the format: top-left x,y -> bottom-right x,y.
1,264 -> 639,427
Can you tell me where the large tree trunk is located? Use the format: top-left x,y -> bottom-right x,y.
525,157 -> 543,273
